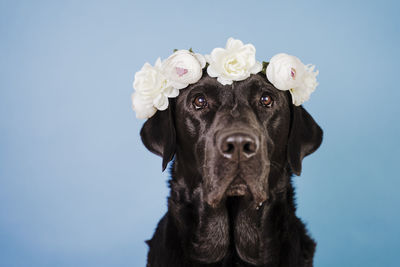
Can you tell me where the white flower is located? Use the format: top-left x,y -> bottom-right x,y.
132,58 -> 179,119
206,38 -> 262,85
162,50 -> 206,89
266,53 -> 319,106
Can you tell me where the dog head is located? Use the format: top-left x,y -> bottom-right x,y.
140,72 -> 322,206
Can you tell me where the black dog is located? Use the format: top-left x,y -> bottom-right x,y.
140,72 -> 323,267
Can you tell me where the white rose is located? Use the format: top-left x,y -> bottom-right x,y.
266,53 -> 318,106
132,58 -> 179,118
162,50 -> 206,89
206,38 -> 262,85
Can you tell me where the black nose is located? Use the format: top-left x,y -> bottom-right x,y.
219,132 -> 259,161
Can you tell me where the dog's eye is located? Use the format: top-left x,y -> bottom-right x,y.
260,93 -> 273,107
193,94 -> 208,110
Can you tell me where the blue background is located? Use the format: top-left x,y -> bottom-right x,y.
1,0 -> 399,266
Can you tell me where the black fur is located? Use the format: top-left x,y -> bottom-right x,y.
140,73 -> 323,267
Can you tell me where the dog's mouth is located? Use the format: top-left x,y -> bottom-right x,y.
204,161 -> 269,207
225,177 -> 248,197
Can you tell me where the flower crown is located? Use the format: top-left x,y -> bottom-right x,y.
132,38 -> 319,119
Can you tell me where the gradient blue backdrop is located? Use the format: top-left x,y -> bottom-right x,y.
1,0 -> 399,266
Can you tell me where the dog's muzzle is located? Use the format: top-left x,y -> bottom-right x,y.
204,127 -> 268,207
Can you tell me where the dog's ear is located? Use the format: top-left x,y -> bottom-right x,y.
140,105 -> 176,171
287,105 -> 323,176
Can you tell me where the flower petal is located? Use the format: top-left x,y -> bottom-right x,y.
132,92 -> 157,119
217,76 -> 233,85
226,38 -> 244,50
153,94 -> 169,110
210,48 -> 227,63
195,53 -> 206,68
163,86 -> 179,98
169,80 -> 188,90
249,61 -> 262,74
207,64 -> 220,78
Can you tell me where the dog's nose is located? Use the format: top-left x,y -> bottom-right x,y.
219,132 -> 259,161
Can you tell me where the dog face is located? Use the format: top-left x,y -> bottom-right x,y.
141,73 -> 322,206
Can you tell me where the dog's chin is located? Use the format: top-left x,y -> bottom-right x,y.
204,169 -> 268,207
225,184 -> 248,196
225,177 -> 249,197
